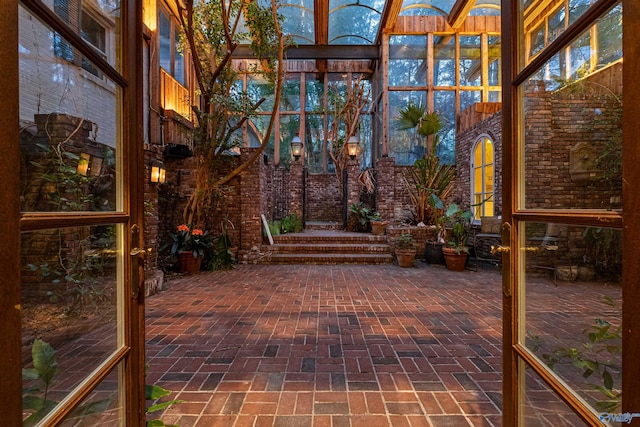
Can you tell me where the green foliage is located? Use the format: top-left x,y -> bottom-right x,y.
145,383 -> 184,427
395,233 -> 416,250
211,230 -> 236,271
348,203 -> 380,232
22,339 -> 112,426
165,224 -> 214,259
397,102 -> 443,138
443,203 -> 473,253
582,227 -> 622,280
280,213 -> 303,233
404,154 -> 455,226
530,316 -> 622,412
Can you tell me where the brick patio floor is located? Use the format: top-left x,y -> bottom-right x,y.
146,263 -> 623,426
145,263 -> 505,426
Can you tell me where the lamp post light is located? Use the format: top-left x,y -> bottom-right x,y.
347,134 -> 359,160
290,134 -> 303,161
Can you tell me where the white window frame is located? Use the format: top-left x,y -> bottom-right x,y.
470,134 -> 495,222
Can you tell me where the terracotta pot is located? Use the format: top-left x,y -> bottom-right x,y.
442,247 -> 468,271
178,251 -> 202,274
370,221 -> 389,236
396,248 -> 416,268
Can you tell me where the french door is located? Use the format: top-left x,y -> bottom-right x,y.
502,0 -> 639,425
1,1 -> 146,425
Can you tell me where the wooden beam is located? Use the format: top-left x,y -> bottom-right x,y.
314,0 -> 328,45
377,0 -> 403,43
447,0 -> 475,29
233,45 -> 379,60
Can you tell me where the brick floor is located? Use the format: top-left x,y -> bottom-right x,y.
145,263 -> 620,426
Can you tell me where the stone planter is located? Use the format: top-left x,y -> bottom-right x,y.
442,247 -> 468,271
178,251 -> 202,274
555,265 -> 578,281
395,248 -> 416,268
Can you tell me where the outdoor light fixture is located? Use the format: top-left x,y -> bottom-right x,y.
77,152 -> 103,177
290,134 -> 303,161
347,135 -> 359,160
150,160 -> 166,184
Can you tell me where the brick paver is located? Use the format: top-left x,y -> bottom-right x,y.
145,263 -> 620,426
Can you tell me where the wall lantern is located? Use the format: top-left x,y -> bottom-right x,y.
77,152 -> 103,176
347,135 -> 359,160
290,134 -> 303,161
150,160 -> 166,184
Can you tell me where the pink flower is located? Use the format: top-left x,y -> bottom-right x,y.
177,224 -> 190,232
192,229 -> 203,236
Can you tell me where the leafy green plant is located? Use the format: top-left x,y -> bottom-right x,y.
22,339 -> 112,426
404,155 -> 455,226
530,317 -> 622,412
280,213 -> 303,233
582,227 -> 622,280
443,202 -> 473,254
395,233 -> 416,250
348,203 -> 380,232
145,382 -> 183,427
397,101 -> 443,139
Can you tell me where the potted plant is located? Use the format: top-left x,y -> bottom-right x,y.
424,193 -> 446,265
441,203 -> 473,271
369,212 -> 389,236
167,224 -> 213,274
395,233 -> 417,268
348,202 -> 381,233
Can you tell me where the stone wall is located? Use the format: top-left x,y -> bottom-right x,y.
305,173 -> 342,221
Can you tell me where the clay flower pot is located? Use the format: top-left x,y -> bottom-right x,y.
178,251 -> 202,274
442,247 -> 468,271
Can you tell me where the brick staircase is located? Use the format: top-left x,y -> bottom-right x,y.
259,221 -> 393,265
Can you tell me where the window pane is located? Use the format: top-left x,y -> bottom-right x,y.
174,30 -> 185,85
461,90 -> 481,112
80,11 -> 106,53
248,74 -> 276,112
434,35 -> 455,86
306,74 -> 325,112
389,35 -> 427,86
20,9 -> 120,213
280,0 -> 315,44
159,11 -> 171,74
22,225 -> 121,424
523,222 -> 622,415
522,12 -> 622,211
305,114 -> 325,174
488,36 -> 501,87
459,35 -> 481,86
329,0 -> 384,44
48,0 -> 121,70
433,90 -> 455,163
281,74 -> 301,111
388,91 -> 426,165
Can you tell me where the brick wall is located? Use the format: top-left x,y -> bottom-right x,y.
305,174 -> 342,221
455,111 -> 503,215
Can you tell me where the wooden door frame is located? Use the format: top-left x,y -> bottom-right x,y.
502,0 -> 639,424
0,1 -> 146,424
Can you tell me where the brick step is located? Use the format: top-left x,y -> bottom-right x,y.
304,221 -> 343,231
273,233 -> 388,245
267,243 -> 391,254
262,253 -> 394,265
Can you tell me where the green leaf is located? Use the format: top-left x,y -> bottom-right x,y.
31,339 -> 58,387
146,384 -> 172,400
147,399 -> 184,413
603,370 -> 614,390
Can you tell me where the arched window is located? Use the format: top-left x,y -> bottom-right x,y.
471,136 -> 495,219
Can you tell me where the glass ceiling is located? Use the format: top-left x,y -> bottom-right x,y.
279,0 -> 501,45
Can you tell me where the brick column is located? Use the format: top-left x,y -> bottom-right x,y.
289,159 -> 304,219
376,156 -> 396,222
346,160 -> 360,210
240,148 -> 263,251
